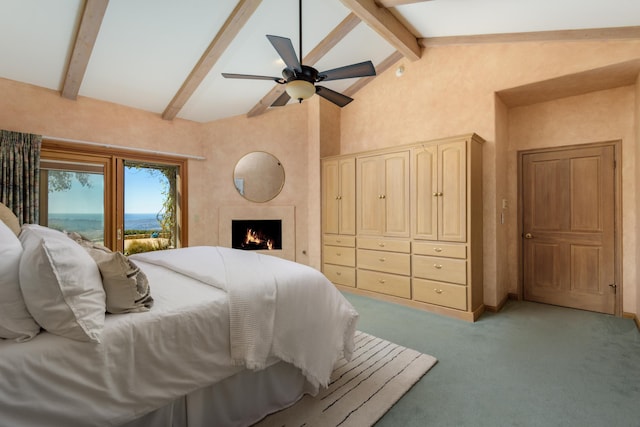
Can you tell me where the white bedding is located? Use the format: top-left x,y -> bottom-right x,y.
131,246 -> 358,387
0,247 -> 358,427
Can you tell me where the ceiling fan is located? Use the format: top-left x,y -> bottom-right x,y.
222,0 -> 376,108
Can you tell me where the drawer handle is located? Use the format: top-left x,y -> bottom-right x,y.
336,253 -> 342,256
434,288 -> 443,294
433,264 -> 442,269
336,272 -> 342,276
336,239 -> 341,243
379,258 -> 386,262
378,242 -> 385,247
434,247 -> 442,253
378,279 -> 386,284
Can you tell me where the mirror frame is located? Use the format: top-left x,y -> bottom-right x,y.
233,151 -> 285,203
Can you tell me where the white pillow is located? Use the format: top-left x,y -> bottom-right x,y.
0,221 -> 40,341
19,224 -> 106,342
66,232 -> 154,314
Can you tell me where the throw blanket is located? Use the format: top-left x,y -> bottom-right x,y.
130,246 -> 358,388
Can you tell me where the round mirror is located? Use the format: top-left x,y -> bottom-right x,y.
233,151 -> 285,202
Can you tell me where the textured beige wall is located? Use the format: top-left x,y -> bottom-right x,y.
194,104 -> 312,263
2,38 -> 639,315
0,78 -> 314,264
339,40 -> 640,313
0,78 -> 202,155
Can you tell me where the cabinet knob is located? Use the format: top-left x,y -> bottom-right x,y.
434,247 -> 442,252
433,264 -> 442,269
379,258 -> 386,262
336,253 -> 341,256
378,242 -> 385,247
433,192 -> 438,197
336,272 -> 342,276
381,194 -> 386,199
378,279 -> 386,284
434,288 -> 443,294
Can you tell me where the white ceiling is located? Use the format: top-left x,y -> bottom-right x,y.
1,0 -> 639,123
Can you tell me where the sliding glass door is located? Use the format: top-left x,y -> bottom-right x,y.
39,141 -> 188,253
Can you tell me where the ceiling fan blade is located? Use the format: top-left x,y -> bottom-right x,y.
315,86 -> 353,108
319,61 -> 376,82
271,91 -> 291,107
266,35 -> 301,72
222,73 -> 281,82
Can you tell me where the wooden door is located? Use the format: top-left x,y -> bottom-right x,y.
412,145 -> 438,240
438,141 -> 466,242
383,151 -> 410,237
338,158 -> 356,235
522,145 -> 616,314
357,155 -> 384,235
322,159 -> 340,234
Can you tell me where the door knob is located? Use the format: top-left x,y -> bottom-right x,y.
524,233 -> 533,239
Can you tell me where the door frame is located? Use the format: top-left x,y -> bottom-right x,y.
516,140 -> 623,316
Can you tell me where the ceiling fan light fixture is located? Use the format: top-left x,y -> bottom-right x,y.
285,79 -> 315,103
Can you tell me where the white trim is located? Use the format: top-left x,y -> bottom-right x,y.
43,135 -> 206,161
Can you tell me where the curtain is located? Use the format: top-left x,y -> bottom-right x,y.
0,130 -> 42,225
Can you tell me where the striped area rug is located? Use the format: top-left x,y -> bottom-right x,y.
254,331 -> 438,427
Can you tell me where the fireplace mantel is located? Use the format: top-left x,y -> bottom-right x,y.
219,206 -> 295,261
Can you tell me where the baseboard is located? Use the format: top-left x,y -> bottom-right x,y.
484,293 -> 517,313
623,312 -> 640,332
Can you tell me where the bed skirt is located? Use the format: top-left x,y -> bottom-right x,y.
121,361 -> 316,427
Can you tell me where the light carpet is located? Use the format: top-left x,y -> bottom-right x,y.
254,331 -> 438,427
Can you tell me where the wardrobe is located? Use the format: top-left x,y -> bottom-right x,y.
321,133 -> 484,321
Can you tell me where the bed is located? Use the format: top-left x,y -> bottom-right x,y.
0,210 -> 358,427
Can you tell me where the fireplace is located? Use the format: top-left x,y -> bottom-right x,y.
219,206 -> 295,261
232,219 -> 282,251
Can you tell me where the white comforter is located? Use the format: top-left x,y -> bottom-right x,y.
0,247 -> 358,427
131,246 -> 358,388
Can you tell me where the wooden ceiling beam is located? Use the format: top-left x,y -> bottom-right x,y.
247,12 -> 361,118
339,0 -> 421,61
61,0 -> 109,100
376,0 -> 433,6
420,26 -> 640,47
162,0 -> 262,121
342,50 -> 403,97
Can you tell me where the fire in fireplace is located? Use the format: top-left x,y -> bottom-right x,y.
232,219 -> 282,251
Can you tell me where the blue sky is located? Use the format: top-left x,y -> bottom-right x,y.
48,168 -> 165,214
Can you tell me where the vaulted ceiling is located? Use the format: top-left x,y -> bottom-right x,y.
1,0 -> 639,123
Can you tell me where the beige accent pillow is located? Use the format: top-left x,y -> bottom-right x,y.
66,232 -> 153,314
19,225 -> 106,342
0,220 -> 40,341
0,202 -> 20,236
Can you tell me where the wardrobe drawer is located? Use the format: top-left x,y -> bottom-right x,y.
357,269 -> 411,299
357,249 -> 410,276
413,278 -> 467,310
323,246 -> 355,267
413,241 -> 466,259
413,255 -> 466,284
358,237 -> 410,253
323,264 -> 356,287
323,234 -> 355,247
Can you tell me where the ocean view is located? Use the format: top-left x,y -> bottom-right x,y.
48,213 -> 162,239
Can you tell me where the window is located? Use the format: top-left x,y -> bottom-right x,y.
40,141 -> 188,253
